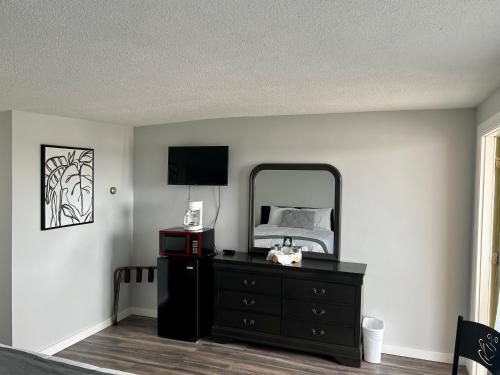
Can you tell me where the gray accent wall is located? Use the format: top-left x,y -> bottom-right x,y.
133,109 -> 476,356
10,111 -> 134,351
0,111 -> 12,345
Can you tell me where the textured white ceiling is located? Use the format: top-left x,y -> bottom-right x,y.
1,1 -> 500,126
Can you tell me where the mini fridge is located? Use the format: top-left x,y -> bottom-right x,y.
157,256 -> 213,342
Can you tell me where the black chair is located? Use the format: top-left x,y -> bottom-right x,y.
453,316 -> 500,374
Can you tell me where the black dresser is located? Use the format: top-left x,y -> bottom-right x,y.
212,252 -> 367,367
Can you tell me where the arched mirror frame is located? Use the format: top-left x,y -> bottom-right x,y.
248,163 -> 342,261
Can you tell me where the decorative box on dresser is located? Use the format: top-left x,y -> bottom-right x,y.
212,252 -> 367,367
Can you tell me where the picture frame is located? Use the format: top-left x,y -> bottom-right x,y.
41,144 -> 94,230
283,236 -> 293,247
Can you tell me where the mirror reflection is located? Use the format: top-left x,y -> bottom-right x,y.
253,169 -> 336,254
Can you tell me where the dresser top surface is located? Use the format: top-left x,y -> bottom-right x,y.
213,252 -> 366,275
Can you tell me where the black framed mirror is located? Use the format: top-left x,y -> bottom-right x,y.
248,163 -> 342,261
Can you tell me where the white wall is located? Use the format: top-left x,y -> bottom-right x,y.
254,169 -> 335,225
0,111 -> 12,345
11,111 -> 133,351
133,109 -> 475,358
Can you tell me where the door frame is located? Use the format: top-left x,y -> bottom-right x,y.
471,113 -> 500,375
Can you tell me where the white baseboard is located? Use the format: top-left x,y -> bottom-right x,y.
383,344 -> 457,364
38,307 -> 155,356
130,307 -> 157,318
39,308 -> 132,356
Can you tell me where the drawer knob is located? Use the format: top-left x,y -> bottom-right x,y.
243,279 -> 256,287
243,298 -> 256,306
312,287 -> 326,296
312,308 -> 326,316
242,318 -> 255,326
311,328 -> 325,336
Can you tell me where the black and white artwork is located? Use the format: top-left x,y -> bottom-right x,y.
41,145 -> 94,230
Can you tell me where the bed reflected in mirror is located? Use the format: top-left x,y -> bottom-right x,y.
249,164 -> 341,261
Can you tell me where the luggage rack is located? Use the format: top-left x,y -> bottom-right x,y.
112,266 -> 157,325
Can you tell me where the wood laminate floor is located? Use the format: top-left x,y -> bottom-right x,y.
56,315 -> 467,375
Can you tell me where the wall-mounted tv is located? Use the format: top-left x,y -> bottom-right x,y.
168,146 -> 229,186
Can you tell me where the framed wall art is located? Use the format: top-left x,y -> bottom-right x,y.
41,144 -> 94,230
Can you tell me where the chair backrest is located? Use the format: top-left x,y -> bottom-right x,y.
453,316 -> 500,374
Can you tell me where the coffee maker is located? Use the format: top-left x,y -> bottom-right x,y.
183,200 -> 203,231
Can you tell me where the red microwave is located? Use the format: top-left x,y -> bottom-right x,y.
159,228 -> 215,258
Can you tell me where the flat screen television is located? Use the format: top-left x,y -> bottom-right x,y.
168,146 -> 229,186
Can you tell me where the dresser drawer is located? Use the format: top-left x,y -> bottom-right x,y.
283,319 -> 354,346
284,300 -> 354,325
217,271 -> 281,296
285,278 -> 355,304
215,309 -> 281,334
218,290 -> 281,315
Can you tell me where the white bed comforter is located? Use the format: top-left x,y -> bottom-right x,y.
253,224 -> 334,254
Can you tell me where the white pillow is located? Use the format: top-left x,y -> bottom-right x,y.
303,207 -> 332,231
267,206 -> 298,225
268,205 -> 298,225
268,206 -> 332,231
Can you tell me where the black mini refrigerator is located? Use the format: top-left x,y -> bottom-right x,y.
157,256 -> 213,342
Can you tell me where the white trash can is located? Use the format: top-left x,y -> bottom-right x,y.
363,317 -> 384,364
